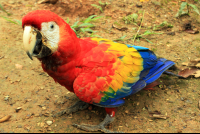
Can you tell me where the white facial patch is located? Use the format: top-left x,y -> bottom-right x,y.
41,21 -> 60,53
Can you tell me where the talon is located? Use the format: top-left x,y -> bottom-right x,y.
72,114 -> 117,133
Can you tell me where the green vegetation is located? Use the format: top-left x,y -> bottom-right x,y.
91,1 -> 110,13
122,13 -> 138,24
91,4 -> 103,12
0,4 -> 22,25
114,35 -> 127,41
175,2 -> 199,17
135,30 -> 163,44
0,4 -> 11,16
69,15 -> 103,37
153,21 -> 173,31
1,16 -> 22,25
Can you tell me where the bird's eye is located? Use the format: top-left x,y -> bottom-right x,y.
50,24 -> 54,30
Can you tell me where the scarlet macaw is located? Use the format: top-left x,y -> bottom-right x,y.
22,10 -> 181,132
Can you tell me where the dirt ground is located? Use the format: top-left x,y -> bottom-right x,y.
0,0 -> 200,133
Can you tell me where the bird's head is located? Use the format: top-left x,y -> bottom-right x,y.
22,10 -> 78,60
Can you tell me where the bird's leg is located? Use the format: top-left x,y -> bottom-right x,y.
53,100 -> 89,117
73,108 -> 120,133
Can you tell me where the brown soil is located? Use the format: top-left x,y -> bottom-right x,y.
0,0 -> 200,133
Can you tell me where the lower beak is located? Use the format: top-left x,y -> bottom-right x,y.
23,26 -> 52,60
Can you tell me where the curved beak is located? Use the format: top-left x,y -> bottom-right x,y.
23,26 -> 52,60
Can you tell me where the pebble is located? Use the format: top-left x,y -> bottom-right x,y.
46,121 -> 53,126
180,97 -> 185,101
42,106 -> 46,110
4,96 -> 10,101
15,64 -> 23,69
15,107 -> 22,113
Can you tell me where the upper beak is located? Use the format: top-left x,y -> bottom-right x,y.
23,26 -> 52,60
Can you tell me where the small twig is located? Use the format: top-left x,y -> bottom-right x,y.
0,115 -> 11,123
132,10 -> 145,44
152,114 -> 167,119
0,55 -> 4,59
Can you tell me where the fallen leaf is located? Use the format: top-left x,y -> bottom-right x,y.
178,67 -> 199,78
194,70 -> 200,78
185,29 -> 199,34
195,63 -> 200,68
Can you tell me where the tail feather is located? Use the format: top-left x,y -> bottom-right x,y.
144,59 -> 175,84
131,58 -> 175,94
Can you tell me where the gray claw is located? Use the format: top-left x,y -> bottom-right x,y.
73,114 -> 123,133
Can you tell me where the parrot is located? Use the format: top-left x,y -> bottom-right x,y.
22,10 -> 181,132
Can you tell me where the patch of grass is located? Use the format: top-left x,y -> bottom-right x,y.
0,16 -> 22,25
175,2 -> 200,17
0,4 -> 11,16
122,11 -> 162,44
91,4 -> 103,12
91,1 -> 110,13
135,30 -> 163,44
0,4 -> 21,25
69,15 -> 103,37
131,11 -> 163,44
153,21 -> 173,31
122,13 -> 138,24
98,1 -> 110,6
114,35 -> 127,41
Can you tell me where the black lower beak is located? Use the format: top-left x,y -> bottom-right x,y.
27,31 -> 52,60
27,52 -> 33,60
